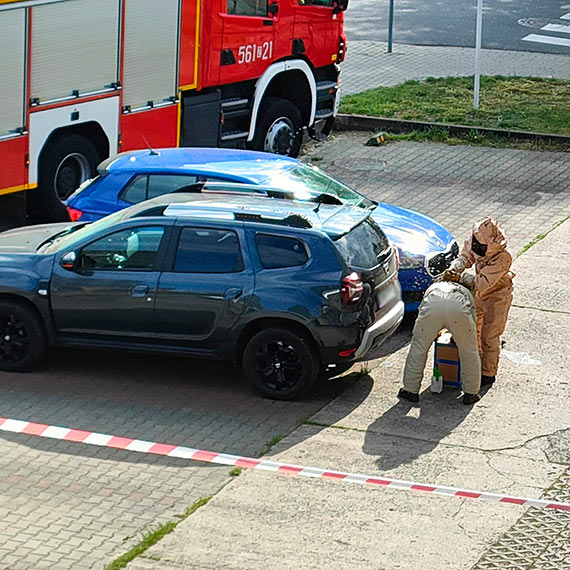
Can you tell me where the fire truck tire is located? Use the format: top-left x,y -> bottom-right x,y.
249,97 -> 303,158
29,134 -> 100,222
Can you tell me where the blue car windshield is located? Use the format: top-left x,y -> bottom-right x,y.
264,163 -> 375,209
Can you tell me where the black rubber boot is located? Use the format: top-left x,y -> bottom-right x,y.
463,393 -> 481,405
398,388 -> 419,403
481,375 -> 496,387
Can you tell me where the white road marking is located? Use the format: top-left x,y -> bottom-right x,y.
561,13 -> 570,19
522,33 -> 570,47
541,23 -> 570,34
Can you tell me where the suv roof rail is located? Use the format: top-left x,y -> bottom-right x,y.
234,212 -> 313,229
163,201 -> 314,229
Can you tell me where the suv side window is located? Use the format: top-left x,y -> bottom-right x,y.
175,228 -> 243,273
79,226 -> 165,271
120,175 -> 199,204
255,234 -> 308,269
227,0 -> 267,16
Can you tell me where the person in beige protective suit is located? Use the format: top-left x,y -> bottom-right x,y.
398,280 -> 481,405
443,217 -> 514,387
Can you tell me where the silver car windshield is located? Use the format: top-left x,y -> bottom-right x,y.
265,163 -> 375,209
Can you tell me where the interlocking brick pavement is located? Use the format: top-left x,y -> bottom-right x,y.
0,350 -> 359,570
302,133 -> 570,254
1,137 -> 570,569
472,467 -> 570,569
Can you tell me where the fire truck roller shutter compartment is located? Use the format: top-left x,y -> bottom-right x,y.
0,7 -> 25,138
31,0 -> 120,103
0,5 -> 27,196
28,0 -> 120,223
123,0 -> 180,111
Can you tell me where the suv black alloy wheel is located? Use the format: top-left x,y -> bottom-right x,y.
243,327 -> 319,400
0,301 -> 47,372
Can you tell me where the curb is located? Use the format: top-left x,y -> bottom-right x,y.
334,114 -> 570,146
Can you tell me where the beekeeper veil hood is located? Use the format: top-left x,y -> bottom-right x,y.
471,217 -> 507,258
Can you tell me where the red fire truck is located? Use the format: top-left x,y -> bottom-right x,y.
0,0 -> 347,220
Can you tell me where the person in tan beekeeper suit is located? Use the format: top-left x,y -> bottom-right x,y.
443,217 -> 515,387
398,280 -> 482,405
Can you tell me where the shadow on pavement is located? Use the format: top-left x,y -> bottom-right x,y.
362,385 -> 490,472
0,346 -> 372,467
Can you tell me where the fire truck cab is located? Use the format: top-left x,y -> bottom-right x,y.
0,0 -> 347,221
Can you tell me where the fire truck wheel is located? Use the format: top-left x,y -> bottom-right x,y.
29,134 -> 100,222
249,97 -> 303,158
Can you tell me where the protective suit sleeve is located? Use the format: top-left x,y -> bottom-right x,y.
449,237 -> 476,273
475,250 -> 513,299
459,271 -> 476,290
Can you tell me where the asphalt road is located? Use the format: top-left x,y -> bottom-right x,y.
345,0 -> 570,54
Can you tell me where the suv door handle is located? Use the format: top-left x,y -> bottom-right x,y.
131,284 -> 149,297
224,287 -> 243,302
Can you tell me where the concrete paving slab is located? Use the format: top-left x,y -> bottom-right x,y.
127,426 -> 565,570
310,305 -> 570,461
512,213 -> 570,314
126,218 -> 570,570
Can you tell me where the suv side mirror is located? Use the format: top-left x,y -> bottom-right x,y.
60,251 -> 77,271
268,2 -> 278,15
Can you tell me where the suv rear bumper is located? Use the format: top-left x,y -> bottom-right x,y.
354,300 -> 405,359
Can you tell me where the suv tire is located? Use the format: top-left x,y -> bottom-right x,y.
0,301 -> 47,372
243,327 -> 318,400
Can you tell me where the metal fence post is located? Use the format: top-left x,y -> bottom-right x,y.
388,0 -> 394,53
474,0 -> 483,109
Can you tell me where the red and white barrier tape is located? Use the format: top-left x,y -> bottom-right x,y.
1,417 -> 569,511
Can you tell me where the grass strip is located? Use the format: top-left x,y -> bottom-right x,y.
340,76 -> 570,138
379,129 -> 570,151
105,497 -> 211,570
517,213 -> 570,257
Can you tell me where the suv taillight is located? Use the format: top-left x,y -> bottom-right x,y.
67,207 -> 83,221
340,272 -> 364,305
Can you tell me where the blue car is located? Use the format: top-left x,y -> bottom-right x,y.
66,148 -> 458,311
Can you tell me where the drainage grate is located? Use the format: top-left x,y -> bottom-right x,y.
472,468 -> 570,569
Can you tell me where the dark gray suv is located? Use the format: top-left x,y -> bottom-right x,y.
0,194 -> 403,399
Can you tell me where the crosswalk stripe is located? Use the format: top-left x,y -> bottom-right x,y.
522,33 -> 570,47
541,23 -> 570,34
561,13 -> 570,20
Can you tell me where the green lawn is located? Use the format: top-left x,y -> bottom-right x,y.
340,76 -> 570,135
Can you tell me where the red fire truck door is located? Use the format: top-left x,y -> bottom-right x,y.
220,1 -> 276,85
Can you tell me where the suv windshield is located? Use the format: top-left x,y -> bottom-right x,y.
38,208 -> 132,253
265,163 -> 375,209
335,218 -> 391,270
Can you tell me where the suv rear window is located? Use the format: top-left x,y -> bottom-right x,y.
175,228 -> 243,273
334,219 -> 390,270
255,234 -> 308,269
